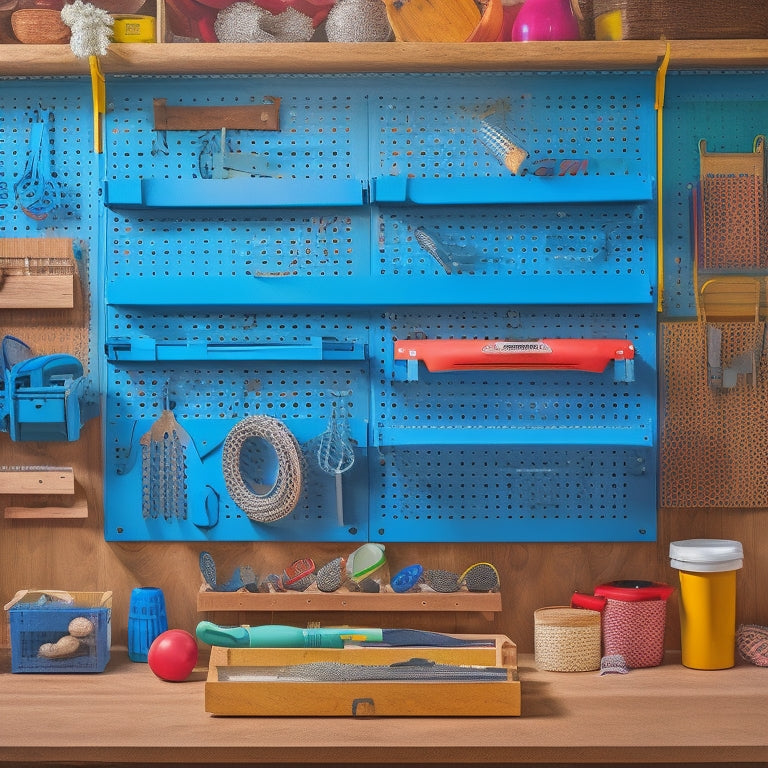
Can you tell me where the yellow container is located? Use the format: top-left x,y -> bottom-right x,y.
670,539 -> 743,670
112,15 -> 155,43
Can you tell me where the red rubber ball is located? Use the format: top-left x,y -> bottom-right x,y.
147,629 -> 198,682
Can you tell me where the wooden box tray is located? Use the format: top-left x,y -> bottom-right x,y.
205,633 -> 520,717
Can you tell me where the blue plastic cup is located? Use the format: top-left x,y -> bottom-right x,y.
128,587 -> 168,662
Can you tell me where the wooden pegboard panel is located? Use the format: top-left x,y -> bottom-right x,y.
661,320 -> 768,507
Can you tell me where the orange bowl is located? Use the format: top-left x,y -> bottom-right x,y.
11,7 -> 71,42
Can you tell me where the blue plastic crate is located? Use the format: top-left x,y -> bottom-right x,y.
5,590 -> 112,673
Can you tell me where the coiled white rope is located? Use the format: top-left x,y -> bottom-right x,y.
222,415 -> 304,523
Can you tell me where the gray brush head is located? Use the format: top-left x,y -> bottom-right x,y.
315,557 -> 346,593
424,569 -> 461,593
460,563 -> 500,592
199,551 -> 217,589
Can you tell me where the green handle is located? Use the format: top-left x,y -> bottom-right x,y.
196,621 -> 384,648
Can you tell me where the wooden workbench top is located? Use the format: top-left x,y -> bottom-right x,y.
0,649 -> 765,766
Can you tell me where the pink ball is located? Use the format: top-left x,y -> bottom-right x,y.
147,629 -> 198,682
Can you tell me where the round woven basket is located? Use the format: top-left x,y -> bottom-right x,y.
11,8 -> 70,43
534,606 -> 602,672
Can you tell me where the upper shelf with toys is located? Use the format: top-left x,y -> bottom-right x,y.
2,0 -> 768,76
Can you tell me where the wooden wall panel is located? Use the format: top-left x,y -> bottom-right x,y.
2,416 -> 766,655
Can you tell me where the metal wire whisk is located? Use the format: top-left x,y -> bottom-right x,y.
316,390 -> 355,526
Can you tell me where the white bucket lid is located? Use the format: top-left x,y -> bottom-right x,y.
669,539 -> 743,572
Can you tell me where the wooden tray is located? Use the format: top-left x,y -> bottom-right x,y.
205,633 -> 520,717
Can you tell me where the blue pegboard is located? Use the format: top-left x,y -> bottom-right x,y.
95,70 -> 658,542
0,80 -> 101,372
370,446 -> 653,543
661,70 -> 768,318
9,65 -> 768,541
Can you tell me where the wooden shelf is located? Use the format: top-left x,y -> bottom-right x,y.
0,274 -> 74,310
0,467 -> 88,519
4,501 -> 88,519
3,40 -> 768,77
0,467 -> 74,495
1,648 -> 766,765
197,588 -> 502,618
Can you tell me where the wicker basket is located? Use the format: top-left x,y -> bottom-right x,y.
591,0 -> 768,40
534,606 -> 602,672
11,8 -> 71,43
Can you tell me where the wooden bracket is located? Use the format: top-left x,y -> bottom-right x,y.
0,238 -> 76,309
1,467 -> 88,519
153,97 -> 280,131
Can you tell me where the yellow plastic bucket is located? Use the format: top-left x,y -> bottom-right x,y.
669,539 -> 743,670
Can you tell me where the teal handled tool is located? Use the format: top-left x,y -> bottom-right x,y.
196,621 -> 494,649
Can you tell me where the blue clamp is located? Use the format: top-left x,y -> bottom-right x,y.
613,357 -> 635,383
3,354 -> 94,441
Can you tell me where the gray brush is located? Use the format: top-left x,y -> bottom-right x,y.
316,557 -> 346,593
424,569 -> 461,593
460,563 -> 500,592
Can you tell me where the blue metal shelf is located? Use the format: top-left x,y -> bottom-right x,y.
105,336 -> 367,363
104,175 -> 653,210
106,273 -> 654,307
104,178 -> 369,209
371,173 -> 654,205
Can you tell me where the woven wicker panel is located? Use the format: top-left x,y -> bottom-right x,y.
700,176 -> 767,270
661,321 -> 768,508
592,0 -> 768,39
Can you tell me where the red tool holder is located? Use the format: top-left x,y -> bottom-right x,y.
394,338 -> 635,374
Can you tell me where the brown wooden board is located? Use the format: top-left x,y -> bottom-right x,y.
0,238 -> 76,309
153,97 -> 280,131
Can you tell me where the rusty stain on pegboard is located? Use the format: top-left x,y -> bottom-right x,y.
661,320 -> 768,508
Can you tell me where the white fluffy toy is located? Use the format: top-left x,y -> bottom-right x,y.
61,0 -> 114,58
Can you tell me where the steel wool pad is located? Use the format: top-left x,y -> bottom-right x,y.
222,415 -> 304,522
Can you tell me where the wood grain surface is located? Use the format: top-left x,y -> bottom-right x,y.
0,648 -> 766,765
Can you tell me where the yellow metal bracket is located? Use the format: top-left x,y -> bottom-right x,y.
89,55 -> 106,154
655,42 -> 671,313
